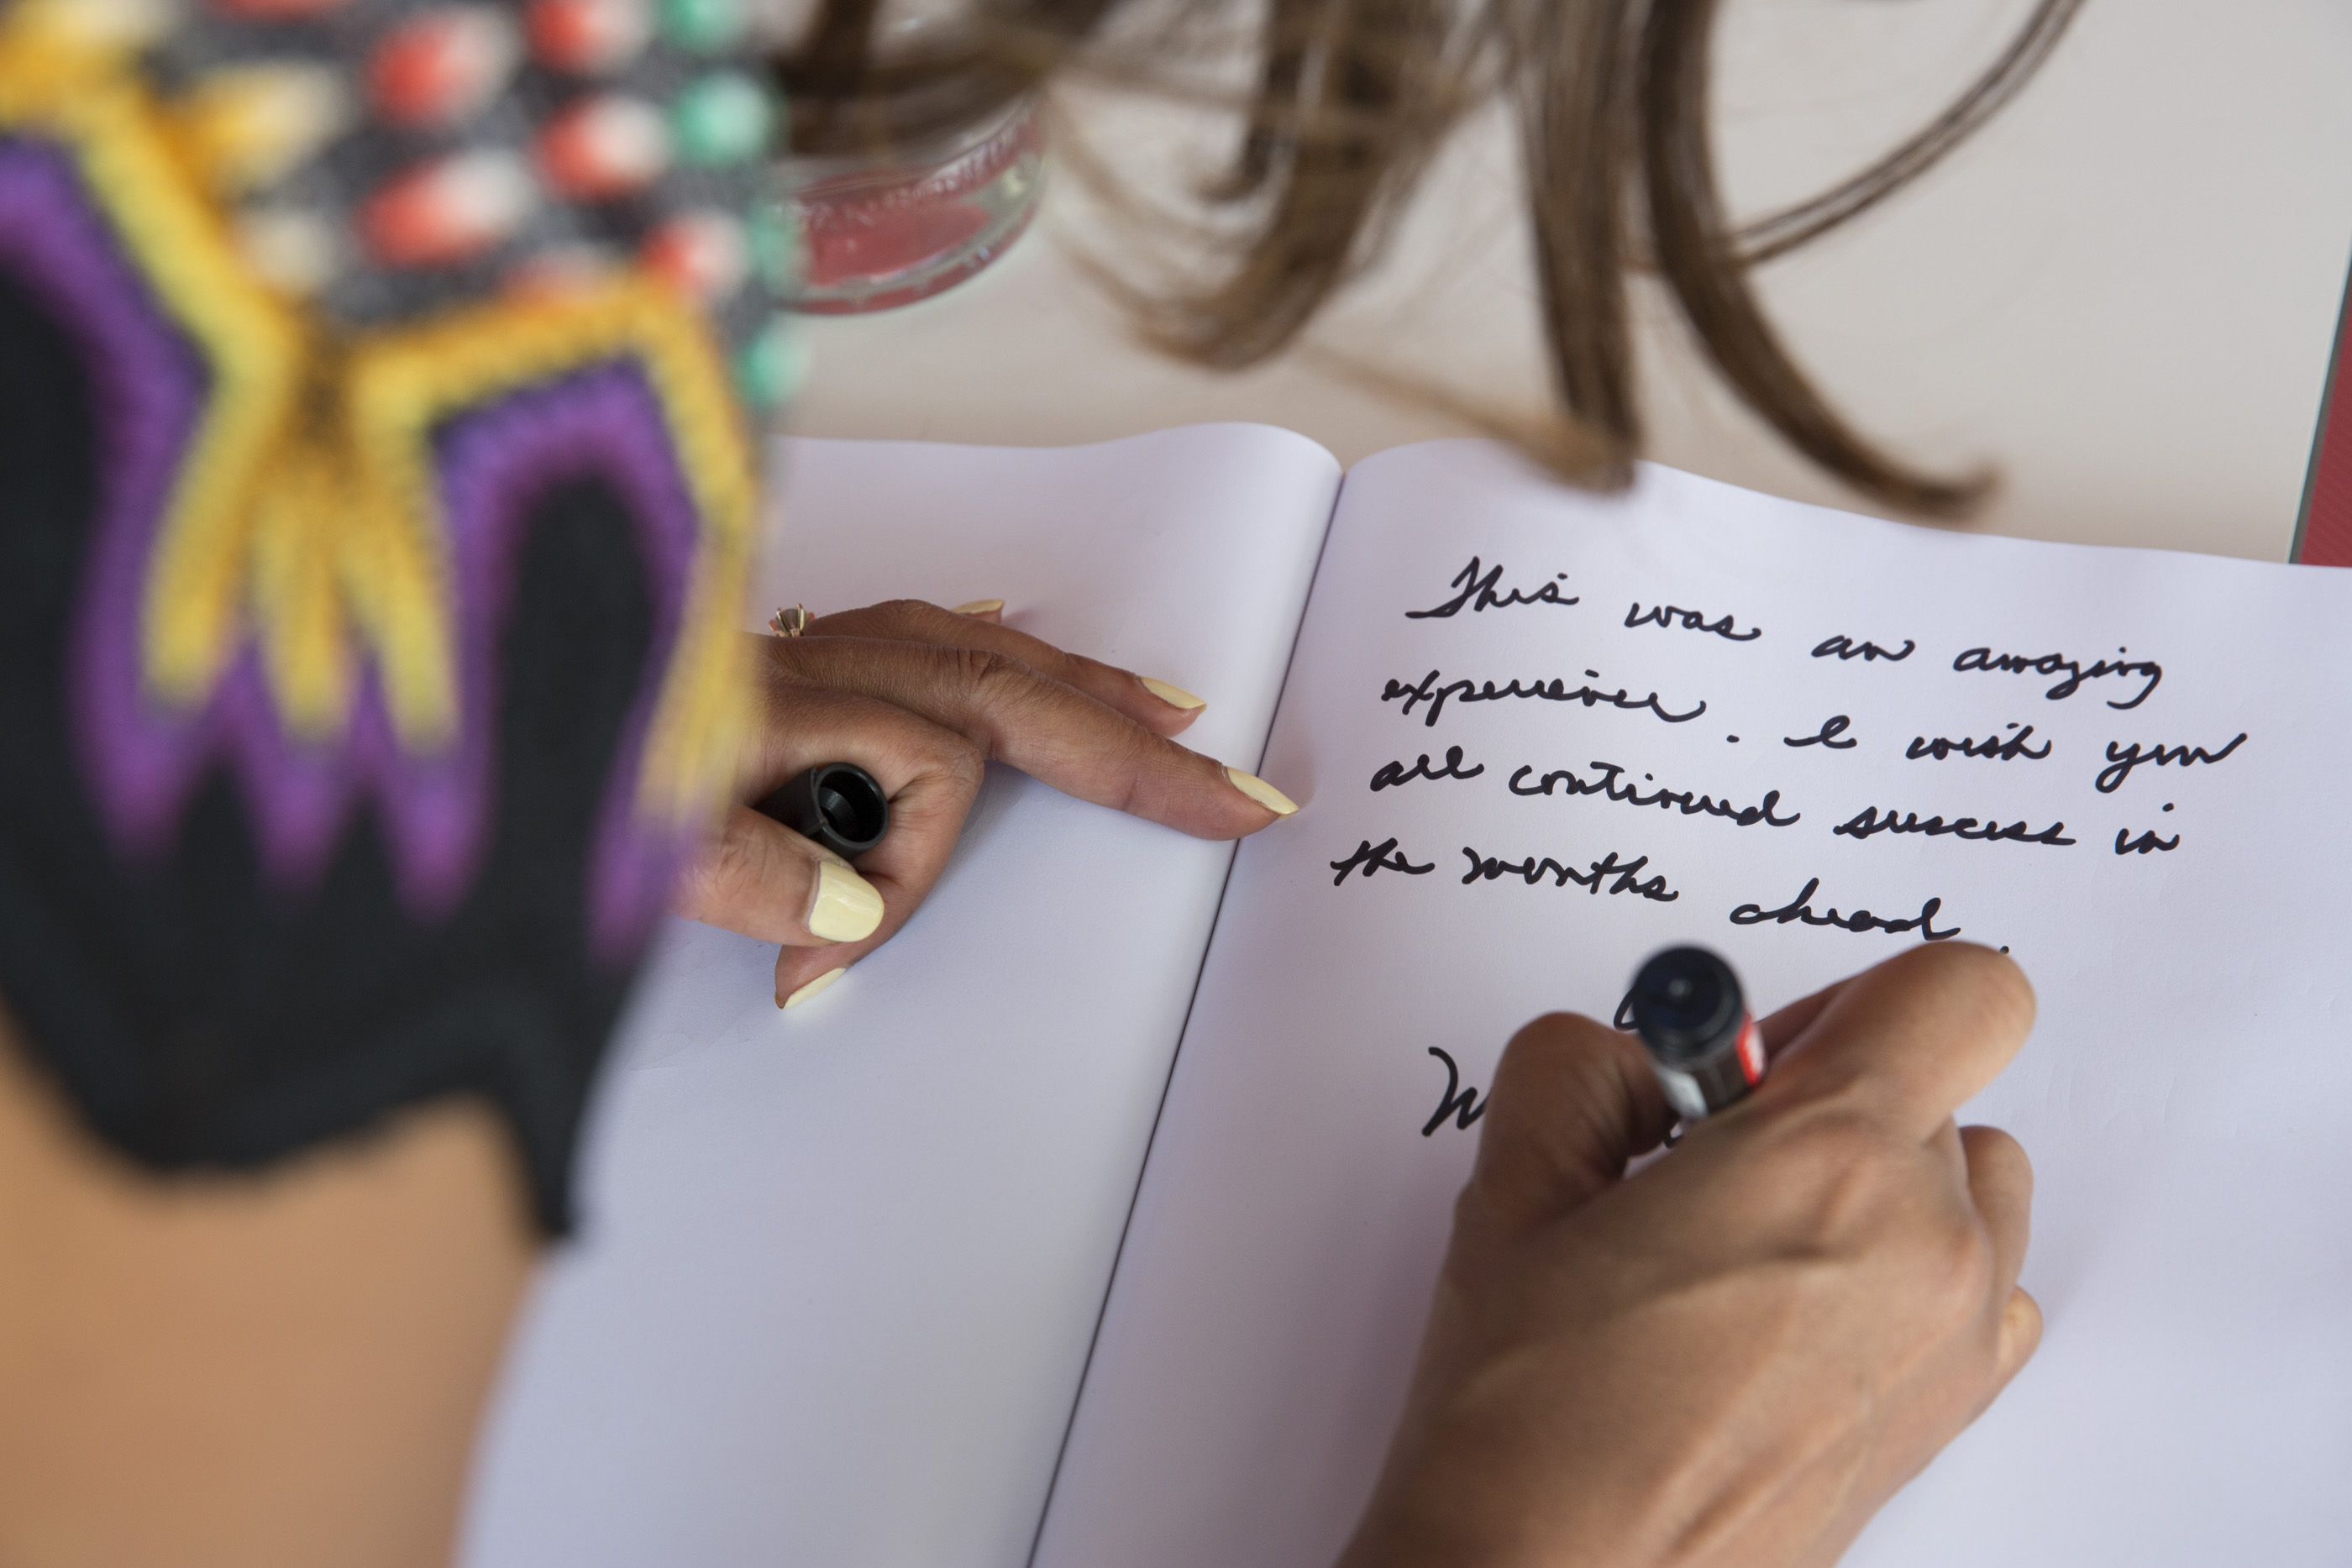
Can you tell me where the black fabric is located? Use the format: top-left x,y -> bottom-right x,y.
0,268 -> 655,1234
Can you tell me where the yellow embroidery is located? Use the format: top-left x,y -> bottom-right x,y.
0,19 -> 752,831
344,280 -> 753,823
246,433 -> 358,739
0,47 -> 307,720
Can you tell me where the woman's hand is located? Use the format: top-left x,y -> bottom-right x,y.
1340,942 -> 2040,1568
669,599 -> 1297,1006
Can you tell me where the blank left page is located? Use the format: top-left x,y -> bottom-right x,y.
456,425 -> 1339,1568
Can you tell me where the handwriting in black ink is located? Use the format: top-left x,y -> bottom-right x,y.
1833,805 -> 2076,847
1906,722 -> 2050,762
1952,646 -> 2163,710
1407,558 -> 1581,619
1459,847 -> 1679,901
1813,635 -> 1915,662
1730,877 -> 1961,939
2115,829 -> 2181,855
1330,838 -> 1437,886
2094,732 -> 2246,793
1625,602 -> 1761,642
1382,668 -> 1706,729
1785,714 -> 1857,749
1423,1047 -> 1488,1135
1508,761 -> 1799,827
1370,745 -> 1485,791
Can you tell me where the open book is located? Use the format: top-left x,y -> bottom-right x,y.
458,427 -> 2352,1568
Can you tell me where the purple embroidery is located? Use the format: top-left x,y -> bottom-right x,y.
433,364 -> 702,962
2,137 -> 704,965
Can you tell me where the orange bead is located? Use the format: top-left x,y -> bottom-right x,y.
362,150 -> 537,269
641,211 -> 748,302
370,8 -> 519,129
536,96 -> 670,201
526,0 -> 652,76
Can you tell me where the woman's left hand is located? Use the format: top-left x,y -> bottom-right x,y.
670,598 -> 1297,1006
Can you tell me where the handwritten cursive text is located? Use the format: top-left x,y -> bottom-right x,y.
1371,746 -> 1486,790
1832,805 -> 2076,847
1625,602 -> 1761,641
1382,668 -> 1707,729
1952,646 -> 2162,709
1408,558 -> 1580,618
1508,761 -> 1799,827
1459,847 -> 1680,901
1785,714 -> 1857,749
1813,635 -> 1915,662
1330,838 -> 1437,885
1730,877 -> 1960,939
1906,723 -> 2050,762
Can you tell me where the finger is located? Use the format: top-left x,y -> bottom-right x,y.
1756,975 -> 1851,1059
1464,1012 -> 1673,1232
1928,1116 -> 1966,1178
768,725 -> 990,1001
679,683 -> 989,988
1961,1124 -> 2034,1305
1992,1287 -> 2045,1391
803,599 -> 1208,737
719,681 -> 994,1001
674,805 -> 885,951
1765,943 -> 2035,1141
764,637 -> 1293,838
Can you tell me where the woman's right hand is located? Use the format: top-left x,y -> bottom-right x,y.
1339,942 -> 2040,1568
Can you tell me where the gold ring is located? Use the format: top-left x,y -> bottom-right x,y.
769,604 -> 811,637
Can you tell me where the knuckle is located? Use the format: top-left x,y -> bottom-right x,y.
1927,1217 -> 1997,1317
943,645 -> 1029,706
678,816 -> 764,911
709,815 -> 778,894
874,597 -> 943,628
931,729 -> 987,794
1765,1104 -> 1911,1249
1098,729 -> 1177,816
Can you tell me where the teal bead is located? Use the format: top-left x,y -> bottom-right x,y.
747,199 -> 801,294
659,0 -> 745,53
737,317 -> 808,410
673,72 -> 775,165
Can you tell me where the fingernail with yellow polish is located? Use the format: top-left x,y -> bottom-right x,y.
953,598 -> 1005,616
1139,676 -> 1207,712
808,859 -> 885,942
781,968 -> 847,1010
1225,766 -> 1299,816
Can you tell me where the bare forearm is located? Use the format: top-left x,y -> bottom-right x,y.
0,1013 -> 536,1568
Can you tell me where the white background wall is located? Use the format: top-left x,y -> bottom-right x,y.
785,0 -> 2352,560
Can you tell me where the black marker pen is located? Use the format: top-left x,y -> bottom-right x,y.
1627,946 -> 1766,1122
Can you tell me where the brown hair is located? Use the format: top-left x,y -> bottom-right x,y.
778,0 -> 2085,518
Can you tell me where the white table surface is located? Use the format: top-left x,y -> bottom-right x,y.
786,0 -> 2352,564
459,13 -> 2352,1566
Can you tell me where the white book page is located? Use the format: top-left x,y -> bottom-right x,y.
1037,440 -> 2352,1568
459,427 -> 1338,1568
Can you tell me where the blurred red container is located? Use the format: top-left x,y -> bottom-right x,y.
781,95 -> 1044,314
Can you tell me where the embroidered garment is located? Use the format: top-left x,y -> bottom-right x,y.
0,0 -> 792,1231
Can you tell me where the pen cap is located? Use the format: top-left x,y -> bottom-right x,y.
1629,947 -> 1745,1066
754,762 -> 890,858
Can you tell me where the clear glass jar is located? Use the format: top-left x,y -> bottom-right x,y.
779,93 -> 1045,314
